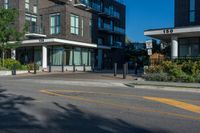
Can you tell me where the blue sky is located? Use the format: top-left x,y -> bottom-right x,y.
124,0 -> 174,42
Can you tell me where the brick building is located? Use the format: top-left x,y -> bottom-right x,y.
0,0 -> 126,70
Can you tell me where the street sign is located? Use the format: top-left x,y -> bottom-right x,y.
147,49 -> 152,56
146,40 -> 153,49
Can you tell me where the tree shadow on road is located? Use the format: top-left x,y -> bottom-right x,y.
0,87 -> 171,133
0,88 -> 41,133
43,102 -> 171,133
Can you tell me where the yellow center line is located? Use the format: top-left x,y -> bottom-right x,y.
46,89 -> 200,103
40,89 -> 200,121
144,96 -> 200,114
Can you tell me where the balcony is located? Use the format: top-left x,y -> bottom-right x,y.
98,24 -> 125,35
98,7 -> 120,19
112,41 -> 123,48
25,25 -> 46,38
114,0 -> 125,5
114,26 -> 125,35
74,0 -> 88,9
98,23 -> 113,33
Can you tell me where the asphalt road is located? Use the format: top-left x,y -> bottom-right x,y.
0,73 -> 200,133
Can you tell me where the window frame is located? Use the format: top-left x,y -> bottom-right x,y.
70,14 -> 79,35
50,13 -> 61,35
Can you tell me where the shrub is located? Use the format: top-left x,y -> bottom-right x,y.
144,60 -> 200,83
27,63 -> 39,71
144,65 -> 163,74
4,59 -> 21,70
0,59 -> 27,70
0,66 -> 8,70
160,61 -> 174,73
142,73 -> 169,82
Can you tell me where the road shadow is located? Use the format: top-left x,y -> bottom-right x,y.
0,87 -> 171,133
0,88 -> 42,133
42,102 -> 171,133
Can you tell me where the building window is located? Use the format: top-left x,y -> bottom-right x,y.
50,13 -> 61,35
189,0 -> 196,23
25,0 -> 30,11
74,48 -> 81,65
33,5 -> 38,14
25,14 -> 37,33
4,0 -> 9,9
70,14 -> 79,35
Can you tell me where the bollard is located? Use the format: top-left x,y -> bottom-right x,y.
12,64 -> 16,75
83,64 -> 86,72
126,62 -> 129,75
49,62 -> 52,72
123,63 -> 126,79
34,63 -> 37,74
62,62 -> 64,72
114,63 -> 117,77
92,63 -> 95,72
73,64 -> 76,72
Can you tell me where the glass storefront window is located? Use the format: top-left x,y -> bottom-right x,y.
34,47 -> 42,65
52,46 -> 63,66
65,48 -> 73,66
179,38 -> 200,57
74,48 -> 81,65
82,48 -> 88,65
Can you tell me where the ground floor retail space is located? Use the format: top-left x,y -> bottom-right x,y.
1,37 -> 125,71
6,45 -> 124,71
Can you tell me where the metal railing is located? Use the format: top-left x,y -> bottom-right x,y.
27,25 -> 44,34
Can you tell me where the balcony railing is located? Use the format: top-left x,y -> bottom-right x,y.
27,25 -> 44,34
98,24 -> 125,35
110,41 -> 123,48
114,26 -> 125,34
75,0 -> 121,19
114,0 -> 124,5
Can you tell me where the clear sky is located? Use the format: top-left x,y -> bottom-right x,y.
124,0 -> 174,42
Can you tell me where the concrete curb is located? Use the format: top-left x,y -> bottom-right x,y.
126,83 -> 200,93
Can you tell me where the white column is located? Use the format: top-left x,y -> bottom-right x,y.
97,49 -> 102,69
171,36 -> 178,59
11,49 -> 16,60
42,45 -> 47,70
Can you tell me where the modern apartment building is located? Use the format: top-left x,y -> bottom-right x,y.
0,0 -> 126,71
144,0 -> 200,59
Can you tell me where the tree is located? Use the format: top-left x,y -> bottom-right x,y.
0,8 -> 27,67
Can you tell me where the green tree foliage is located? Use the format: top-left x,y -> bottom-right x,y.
0,8 -> 27,66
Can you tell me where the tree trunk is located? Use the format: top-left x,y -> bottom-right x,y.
2,49 -> 5,67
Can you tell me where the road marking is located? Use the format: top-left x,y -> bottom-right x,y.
46,89 -> 141,98
144,96 -> 200,114
40,89 -> 200,121
45,89 -> 200,103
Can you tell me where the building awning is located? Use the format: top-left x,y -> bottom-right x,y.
20,38 -> 111,49
144,26 -> 200,43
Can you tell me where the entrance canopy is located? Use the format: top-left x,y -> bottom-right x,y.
20,38 -> 111,49
144,26 -> 200,43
